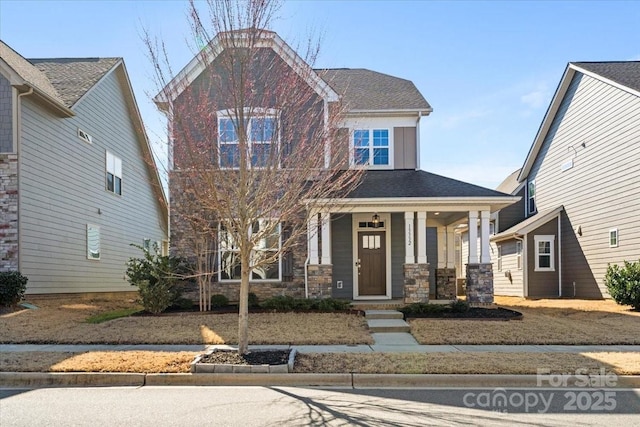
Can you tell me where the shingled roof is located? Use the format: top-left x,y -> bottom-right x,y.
29,57 -> 120,107
348,170 -> 509,198
572,61 -> 640,93
317,68 -> 432,112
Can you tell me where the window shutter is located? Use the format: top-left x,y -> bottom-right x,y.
282,223 -> 294,281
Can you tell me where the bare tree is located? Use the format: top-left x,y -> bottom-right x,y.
148,0 -> 363,354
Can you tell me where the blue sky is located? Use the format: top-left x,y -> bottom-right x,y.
1,0 -> 639,188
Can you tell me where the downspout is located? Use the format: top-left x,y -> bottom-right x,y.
304,256 -> 310,299
15,87 -> 34,273
557,215 -> 562,297
415,112 -> 422,170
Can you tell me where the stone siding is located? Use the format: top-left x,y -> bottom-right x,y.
435,268 -> 457,300
307,264 -> 332,299
466,263 -> 494,304
0,154 -> 18,272
404,263 -> 429,303
180,278 -> 305,304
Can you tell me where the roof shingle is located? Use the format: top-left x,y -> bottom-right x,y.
572,61 -> 640,93
316,68 -> 431,112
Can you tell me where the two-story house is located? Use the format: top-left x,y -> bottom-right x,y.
0,41 -> 168,294
157,30 -> 518,304
491,61 -> 640,298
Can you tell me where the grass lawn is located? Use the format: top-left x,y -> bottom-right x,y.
409,297 -> 640,345
0,296 -> 372,345
2,351 -> 639,375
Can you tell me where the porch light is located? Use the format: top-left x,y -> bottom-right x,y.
372,213 -> 381,228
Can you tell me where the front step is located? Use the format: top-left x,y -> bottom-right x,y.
364,310 -> 404,320
366,318 -> 410,333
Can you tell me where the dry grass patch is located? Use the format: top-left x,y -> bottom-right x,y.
294,352 -> 640,375
410,298 -> 640,345
0,351 -> 196,373
0,296 -> 371,345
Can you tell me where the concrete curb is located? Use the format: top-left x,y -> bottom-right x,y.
2,372 -> 640,389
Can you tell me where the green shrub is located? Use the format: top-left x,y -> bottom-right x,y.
248,292 -> 260,308
399,303 -> 447,316
210,294 -> 230,308
171,297 -> 194,310
0,271 -> 28,306
605,260 -> 640,310
125,244 -> 189,314
450,299 -> 470,313
317,298 -> 351,311
261,295 -> 296,310
260,296 -> 350,311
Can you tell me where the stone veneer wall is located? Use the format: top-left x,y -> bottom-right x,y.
0,154 -> 18,272
180,279 -> 306,304
404,263 -> 429,303
466,263 -> 494,304
307,264 -> 332,299
436,268 -> 457,300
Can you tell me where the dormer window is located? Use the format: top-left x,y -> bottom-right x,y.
218,110 -> 278,168
352,129 -> 390,167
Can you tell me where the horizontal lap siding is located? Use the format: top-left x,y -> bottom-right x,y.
526,217 -> 559,297
20,69 -> 167,294
331,214 -> 352,299
492,240 -> 524,296
391,213 -> 404,298
528,72 -> 640,298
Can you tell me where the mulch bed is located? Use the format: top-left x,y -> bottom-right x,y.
404,307 -> 522,320
199,349 -> 291,365
136,306 -> 364,317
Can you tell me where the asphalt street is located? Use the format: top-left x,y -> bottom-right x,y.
1,386 -> 639,426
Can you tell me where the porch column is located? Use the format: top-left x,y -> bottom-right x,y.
404,211 -> 415,264
417,212 -> 427,263
480,210 -> 491,263
468,211 -> 479,264
320,212 -> 331,264
437,226 -> 446,268
308,212 -> 319,265
446,226 -> 456,267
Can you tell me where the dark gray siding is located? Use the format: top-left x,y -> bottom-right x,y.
390,213 -> 404,298
393,127 -> 417,169
19,68 -> 167,293
331,214 -> 352,298
426,227 -> 437,296
527,72 -> 640,298
498,186 -> 525,232
526,217 -> 559,297
0,75 -> 12,153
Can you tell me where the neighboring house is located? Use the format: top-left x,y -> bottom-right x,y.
156,30 -> 518,303
491,61 -> 640,298
0,41 -> 168,294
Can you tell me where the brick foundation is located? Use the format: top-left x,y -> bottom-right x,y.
466,263 -> 494,304
404,263 -> 429,303
307,264 -> 332,299
0,154 -> 18,272
436,268 -> 456,300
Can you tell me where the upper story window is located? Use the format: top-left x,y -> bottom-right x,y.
218,111 -> 278,168
352,129 -> 390,167
609,229 -> 619,248
106,151 -> 122,195
527,180 -> 536,215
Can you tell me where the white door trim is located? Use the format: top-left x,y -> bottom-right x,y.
352,213 -> 392,300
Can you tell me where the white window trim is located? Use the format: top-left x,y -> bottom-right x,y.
534,234 -> 555,272
217,108 -> 280,169
609,228 -> 619,248
349,128 -> 393,170
105,151 -> 122,196
77,128 -> 93,144
516,240 -> 522,270
496,244 -> 502,271
527,179 -> 536,215
218,220 -> 282,282
87,224 -> 100,260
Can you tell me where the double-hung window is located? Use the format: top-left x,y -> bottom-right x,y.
527,180 -> 536,215
218,112 -> 277,168
353,129 -> 389,167
534,235 -> 555,271
219,220 -> 281,281
106,151 -> 122,195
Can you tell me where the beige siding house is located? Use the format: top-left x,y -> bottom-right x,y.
0,40 -> 168,294
491,61 -> 640,298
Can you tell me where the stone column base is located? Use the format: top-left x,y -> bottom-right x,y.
436,268 -> 456,300
307,264 -> 333,299
404,263 -> 429,303
466,263 -> 494,304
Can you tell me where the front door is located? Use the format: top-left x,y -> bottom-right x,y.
357,231 -> 386,295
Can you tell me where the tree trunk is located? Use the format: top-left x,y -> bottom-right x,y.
238,250 -> 251,354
